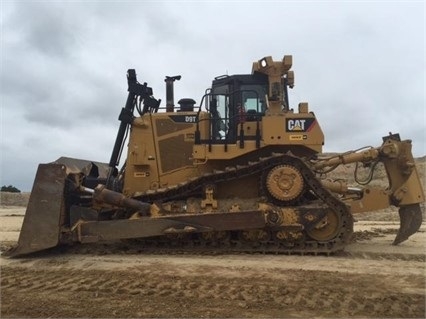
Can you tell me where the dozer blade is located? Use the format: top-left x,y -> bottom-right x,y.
393,204 -> 423,245
4,164 -> 68,257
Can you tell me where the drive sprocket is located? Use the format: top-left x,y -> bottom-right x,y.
263,164 -> 305,205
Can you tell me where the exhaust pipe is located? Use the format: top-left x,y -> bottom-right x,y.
165,75 -> 181,112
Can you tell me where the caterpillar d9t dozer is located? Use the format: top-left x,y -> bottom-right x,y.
7,55 -> 424,257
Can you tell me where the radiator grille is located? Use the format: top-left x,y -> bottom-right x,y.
156,118 -> 193,137
159,135 -> 193,173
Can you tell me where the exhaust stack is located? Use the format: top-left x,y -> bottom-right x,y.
165,75 -> 181,112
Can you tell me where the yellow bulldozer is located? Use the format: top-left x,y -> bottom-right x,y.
7,55 -> 424,257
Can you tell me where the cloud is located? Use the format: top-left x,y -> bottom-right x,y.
1,1 -> 424,191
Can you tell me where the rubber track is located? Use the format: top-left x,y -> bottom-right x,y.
132,153 -> 353,254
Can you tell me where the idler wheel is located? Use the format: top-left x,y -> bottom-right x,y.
306,209 -> 342,241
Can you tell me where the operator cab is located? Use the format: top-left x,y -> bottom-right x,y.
208,72 -> 269,142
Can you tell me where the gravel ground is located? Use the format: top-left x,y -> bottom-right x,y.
1,205 -> 425,318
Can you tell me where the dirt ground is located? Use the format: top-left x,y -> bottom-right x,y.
0,203 -> 425,318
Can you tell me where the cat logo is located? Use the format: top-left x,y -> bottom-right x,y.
288,119 -> 306,131
286,118 -> 316,132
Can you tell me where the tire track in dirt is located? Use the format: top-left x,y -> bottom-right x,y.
1,264 -> 424,318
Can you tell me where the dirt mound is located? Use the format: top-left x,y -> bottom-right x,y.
0,192 -> 30,207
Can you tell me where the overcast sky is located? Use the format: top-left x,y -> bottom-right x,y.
1,1 -> 425,191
